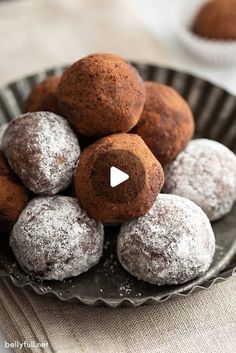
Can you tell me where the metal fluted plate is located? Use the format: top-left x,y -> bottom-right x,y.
0,63 -> 236,307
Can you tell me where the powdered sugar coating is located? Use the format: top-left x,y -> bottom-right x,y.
2,112 -> 81,195
0,123 -> 8,148
164,139 -> 236,221
117,194 -> 215,285
10,196 -> 104,280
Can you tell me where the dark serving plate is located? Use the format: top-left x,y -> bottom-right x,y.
0,63 -> 236,307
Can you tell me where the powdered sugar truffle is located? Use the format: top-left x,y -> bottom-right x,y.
2,112 -> 81,195
117,194 -> 215,285
10,196 -> 104,280
164,139 -> 236,221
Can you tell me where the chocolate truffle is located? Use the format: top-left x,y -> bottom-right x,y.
58,53 -> 146,136
193,0 -> 236,40
75,133 -> 164,223
132,82 -> 195,166
10,196 -> 104,280
0,151 -> 29,235
2,112 -> 81,195
164,139 -> 236,221
118,194 -> 215,285
25,76 -> 61,114
0,123 -> 8,148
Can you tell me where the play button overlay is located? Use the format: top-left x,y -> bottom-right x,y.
91,149 -> 146,204
110,166 -> 129,188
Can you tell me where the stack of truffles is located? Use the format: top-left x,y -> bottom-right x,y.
1,53 -> 236,286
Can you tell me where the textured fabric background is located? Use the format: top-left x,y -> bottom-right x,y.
0,0 -> 236,352
0,0 -> 168,87
0,278 -> 236,353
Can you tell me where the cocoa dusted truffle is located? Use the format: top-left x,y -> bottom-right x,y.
10,196 -> 104,280
193,0 -> 236,40
75,133 -> 164,223
132,82 -> 195,166
25,76 -> 61,114
58,53 -> 146,136
2,112 -> 81,195
0,151 -> 29,235
164,139 -> 236,221
118,194 -> 215,285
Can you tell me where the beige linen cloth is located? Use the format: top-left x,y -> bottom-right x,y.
0,278 -> 236,353
0,1 -> 236,352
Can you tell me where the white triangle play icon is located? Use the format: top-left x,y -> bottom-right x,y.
110,166 -> 129,188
